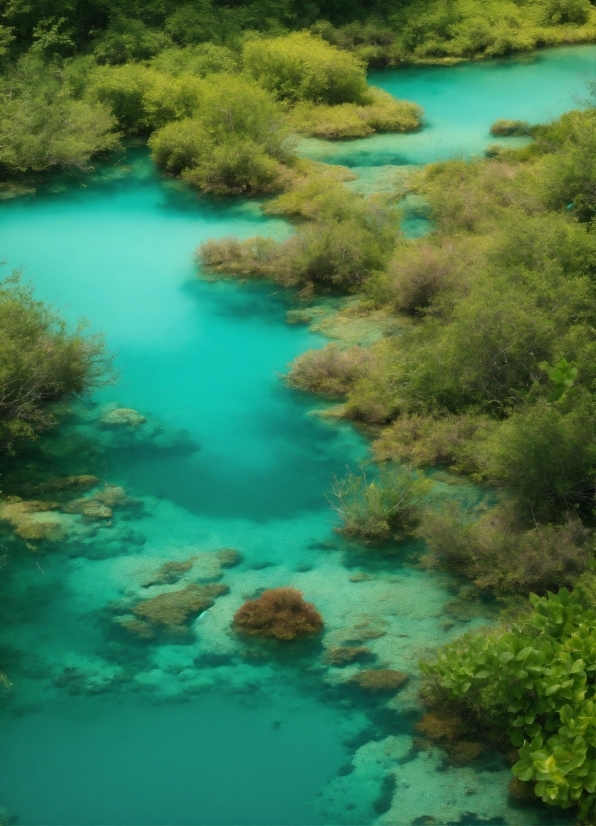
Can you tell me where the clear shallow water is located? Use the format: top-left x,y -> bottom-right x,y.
301,44 -> 596,168
0,46 -> 585,826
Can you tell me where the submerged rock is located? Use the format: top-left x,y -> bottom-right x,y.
215,548 -> 243,568
26,475 -> 101,496
0,497 -> 67,542
120,583 -> 229,639
349,669 -> 408,692
100,407 -> 147,428
143,558 -> 195,587
62,485 -> 139,521
324,646 -> 373,666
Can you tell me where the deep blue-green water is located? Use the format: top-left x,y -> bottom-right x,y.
0,45 -> 589,826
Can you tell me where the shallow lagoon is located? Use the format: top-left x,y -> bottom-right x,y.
0,45 -> 591,826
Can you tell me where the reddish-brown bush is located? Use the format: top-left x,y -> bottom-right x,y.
233,587 -> 323,641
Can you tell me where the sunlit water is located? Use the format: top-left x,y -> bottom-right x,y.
0,45 -> 590,826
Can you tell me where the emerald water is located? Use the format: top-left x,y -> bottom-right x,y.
0,45 -> 591,826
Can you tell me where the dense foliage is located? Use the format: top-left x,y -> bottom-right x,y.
422,587 -> 596,820
0,273 -> 110,452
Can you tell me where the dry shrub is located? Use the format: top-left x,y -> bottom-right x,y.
373,413 -> 494,472
287,343 -> 371,397
198,236 -> 278,276
419,504 -> 593,594
387,237 -> 481,316
233,587 -> 323,640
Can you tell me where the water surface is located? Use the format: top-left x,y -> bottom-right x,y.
0,46 -> 588,826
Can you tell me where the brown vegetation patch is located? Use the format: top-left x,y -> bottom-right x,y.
233,587 -> 323,641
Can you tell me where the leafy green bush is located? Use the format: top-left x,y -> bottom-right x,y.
149,73 -> 292,194
423,586 -> 596,820
92,17 -> 172,64
199,174 -> 400,287
287,88 -> 422,138
243,32 -> 368,104
0,56 -> 118,173
150,44 -> 238,76
483,404 -> 596,519
90,63 -> 203,134
328,465 -> 431,540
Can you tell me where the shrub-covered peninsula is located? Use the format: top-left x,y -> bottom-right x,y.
199,91 -> 596,822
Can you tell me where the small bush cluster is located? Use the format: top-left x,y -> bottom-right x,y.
287,344 -> 370,398
328,465 -> 431,541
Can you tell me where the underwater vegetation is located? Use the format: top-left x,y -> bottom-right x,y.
233,587 -> 323,641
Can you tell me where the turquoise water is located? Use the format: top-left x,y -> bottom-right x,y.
302,44 -> 596,170
0,45 -> 590,826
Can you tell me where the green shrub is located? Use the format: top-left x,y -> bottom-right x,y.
90,64 -> 203,134
0,56 -> 118,174
243,31 -> 368,104
482,404 -> 596,519
93,18 -> 172,65
149,73 -> 292,194
199,176 -> 400,287
182,137 -> 286,195
422,586 -> 596,820
287,88 -> 422,138
0,273 -> 110,451
151,44 -> 238,76
328,464 -> 432,540
490,119 -> 532,137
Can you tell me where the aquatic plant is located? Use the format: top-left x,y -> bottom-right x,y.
233,587 -> 323,641
328,465 -> 431,541
349,669 -> 408,692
